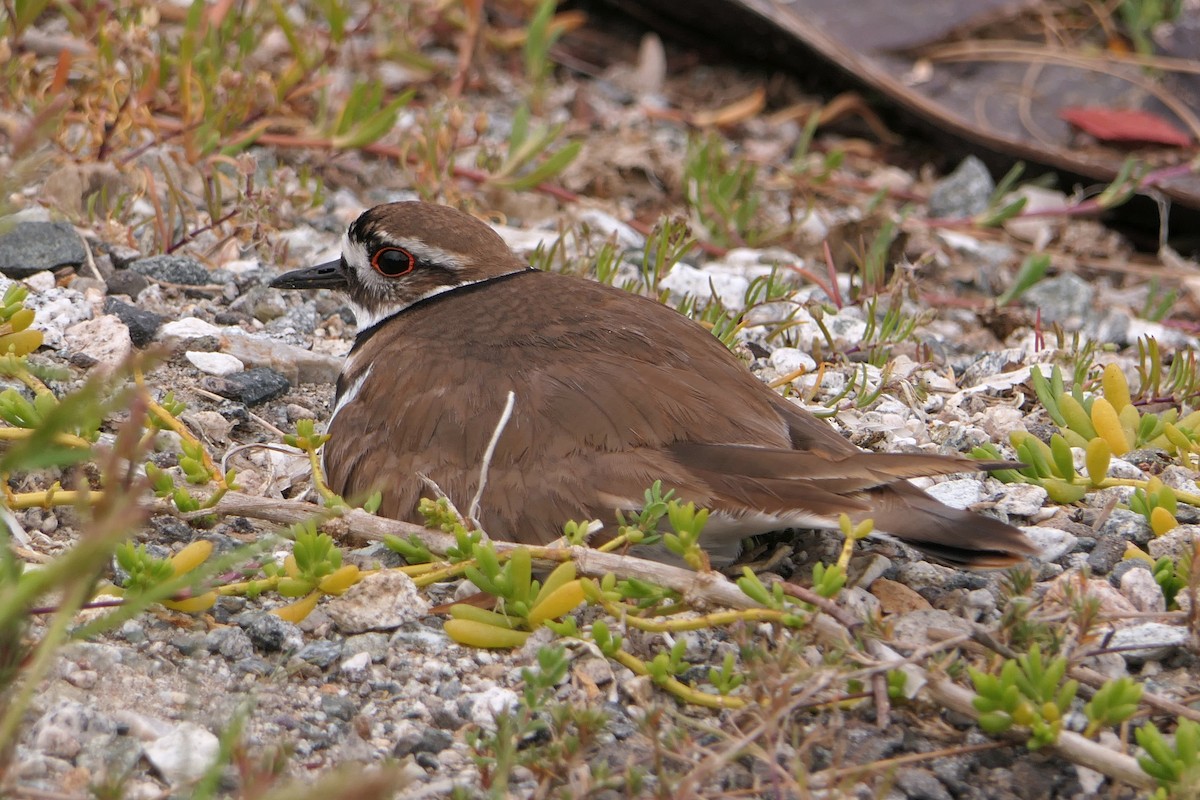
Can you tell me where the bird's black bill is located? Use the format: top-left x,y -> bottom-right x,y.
270,259 -> 348,290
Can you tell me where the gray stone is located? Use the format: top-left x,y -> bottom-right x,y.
928,156 -> 994,218
297,639 -> 342,668
239,611 -> 302,653
221,332 -> 343,385
202,367 -> 290,406
1149,525 -> 1200,561
343,632 -> 390,663
104,268 -> 150,298
413,728 -> 453,755
1109,622 -> 1187,664
320,694 -> 358,721
265,303 -> 319,340
32,700 -> 117,760
1120,565 -> 1165,613
62,315 -> 132,373
206,625 -> 254,660
896,768 -> 953,800
0,221 -> 86,277
130,255 -> 210,286
104,298 -> 163,347
325,570 -> 430,634
1022,273 -> 1095,323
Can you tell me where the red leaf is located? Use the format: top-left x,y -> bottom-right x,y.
1060,106 -> 1192,147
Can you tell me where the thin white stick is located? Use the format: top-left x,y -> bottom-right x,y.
469,390 -> 516,527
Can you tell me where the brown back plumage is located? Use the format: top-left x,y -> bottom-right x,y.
276,202 -> 1037,569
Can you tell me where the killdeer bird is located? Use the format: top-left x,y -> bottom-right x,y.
271,202 -> 1035,568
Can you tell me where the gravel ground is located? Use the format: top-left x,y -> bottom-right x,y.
3,4 -> 1198,798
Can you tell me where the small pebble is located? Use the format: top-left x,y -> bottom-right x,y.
185,351 -> 244,376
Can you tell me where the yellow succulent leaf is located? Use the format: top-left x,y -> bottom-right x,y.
0,329 -> 43,356
1150,506 -> 1178,536
449,603 -> 521,629
276,577 -> 314,597
272,591 -> 321,623
1117,404 -> 1140,441
532,560 -> 577,608
7,308 -> 34,333
169,539 -> 213,576
1058,395 -> 1097,440
1042,478 -> 1087,504
163,591 -> 217,613
444,618 -> 531,649
1084,438 -> 1110,487
527,579 -> 587,626
1123,542 -> 1154,563
317,564 -> 361,595
283,554 -> 300,578
1090,398 -> 1129,455
1062,429 -> 1090,449
1180,410 -> 1200,431
1101,363 -> 1132,411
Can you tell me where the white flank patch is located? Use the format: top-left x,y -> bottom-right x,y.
322,364 -> 372,478
329,364 -> 372,429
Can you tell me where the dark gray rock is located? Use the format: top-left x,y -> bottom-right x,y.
297,640 -> 342,668
239,611 -> 301,653
104,298 -> 164,348
130,255 -> 210,286
202,367 -> 290,406
1021,272 -> 1095,323
206,626 -> 254,660
928,156 -> 994,218
896,767 -> 953,800
0,221 -> 86,277
320,694 -> 358,722
105,269 -> 150,299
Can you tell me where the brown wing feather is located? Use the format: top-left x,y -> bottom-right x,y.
324,270 -> 1034,567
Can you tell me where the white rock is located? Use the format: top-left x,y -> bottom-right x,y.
992,483 -> 1047,517
924,478 -> 985,509
324,569 -> 430,634
221,258 -> 261,276
1022,526 -> 1077,562
493,223 -> 557,256
23,271 -> 57,293
1105,457 -> 1145,480
144,722 -> 219,787
768,347 -> 816,375
185,351 -> 244,376
158,317 -> 222,342
63,315 -> 132,372
1108,622 -> 1188,664
27,286 -> 92,350
1120,567 -> 1165,613
1003,186 -> 1066,248
1149,525 -> 1200,561
339,650 -> 372,678
1161,466 -> 1200,496
573,209 -> 643,250
659,262 -> 750,310
465,686 -> 520,729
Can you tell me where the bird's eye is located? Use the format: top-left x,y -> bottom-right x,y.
371,247 -> 415,277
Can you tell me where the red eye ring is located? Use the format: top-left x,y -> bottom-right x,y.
371,247 -> 415,277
